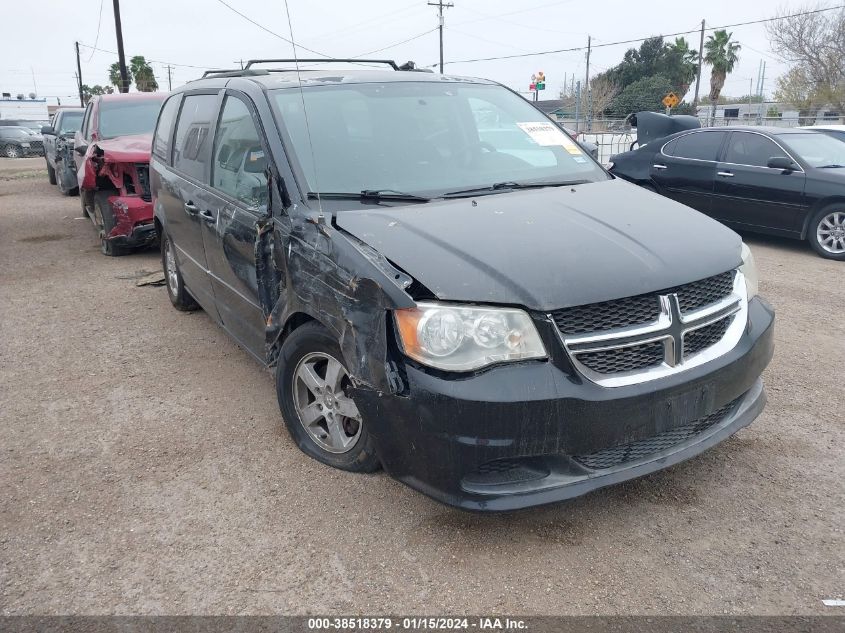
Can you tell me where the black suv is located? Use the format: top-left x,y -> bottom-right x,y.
41,108 -> 84,194
150,60 -> 774,511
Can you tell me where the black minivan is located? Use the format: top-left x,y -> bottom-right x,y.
150,60 -> 774,511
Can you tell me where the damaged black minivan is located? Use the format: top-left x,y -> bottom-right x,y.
150,60 -> 774,511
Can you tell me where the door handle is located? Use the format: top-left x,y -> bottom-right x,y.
653,164 -> 667,170
183,201 -> 198,214
199,208 -> 216,222
717,171 -> 734,177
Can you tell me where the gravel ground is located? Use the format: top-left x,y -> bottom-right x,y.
1,157 -> 842,615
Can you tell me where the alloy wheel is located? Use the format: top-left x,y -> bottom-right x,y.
817,211 -> 845,255
165,238 -> 179,296
292,351 -> 362,454
5,145 -> 19,159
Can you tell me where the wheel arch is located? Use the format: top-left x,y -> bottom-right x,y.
801,196 -> 845,239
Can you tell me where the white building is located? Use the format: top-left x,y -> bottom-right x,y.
696,102 -> 842,126
0,97 -> 50,122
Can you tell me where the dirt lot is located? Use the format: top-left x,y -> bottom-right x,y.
0,156 -> 842,615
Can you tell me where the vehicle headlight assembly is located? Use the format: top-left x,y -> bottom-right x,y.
740,242 -> 758,299
395,302 -> 547,371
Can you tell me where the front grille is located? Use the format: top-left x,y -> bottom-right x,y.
684,317 -> 733,358
29,140 -> 43,150
463,459 -> 549,486
552,270 -> 735,336
572,397 -> 741,470
578,340 -> 664,374
136,164 -> 151,201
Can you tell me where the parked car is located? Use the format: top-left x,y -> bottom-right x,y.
41,107 -> 84,192
0,119 -> 50,132
151,60 -> 774,511
609,126 -> 845,260
802,124 -> 845,143
0,126 -> 43,158
73,92 -> 166,255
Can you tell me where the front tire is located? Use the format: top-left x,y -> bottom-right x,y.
46,160 -> 57,185
4,144 -> 20,159
161,231 -> 198,311
276,322 -> 380,473
94,190 -> 129,257
808,205 -> 845,261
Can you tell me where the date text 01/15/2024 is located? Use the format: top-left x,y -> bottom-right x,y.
307,617 -> 528,630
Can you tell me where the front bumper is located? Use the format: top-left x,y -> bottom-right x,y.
105,194 -> 156,249
354,297 -> 774,511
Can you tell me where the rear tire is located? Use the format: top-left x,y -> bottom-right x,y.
276,322 -> 380,473
161,231 -> 199,311
46,160 -> 56,185
808,205 -> 845,261
94,190 -> 129,257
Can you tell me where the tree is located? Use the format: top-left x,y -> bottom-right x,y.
704,29 -> 741,122
108,62 -> 132,92
766,5 -> 845,114
588,75 -> 620,119
664,37 -> 699,96
81,84 -> 114,104
129,56 -> 158,92
608,75 -> 676,117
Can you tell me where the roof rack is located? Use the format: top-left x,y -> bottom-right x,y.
200,69 -> 269,78
244,58 -> 401,70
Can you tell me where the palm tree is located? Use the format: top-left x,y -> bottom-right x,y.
108,62 -> 133,93
129,56 -> 158,92
668,37 -> 700,97
704,29 -> 741,123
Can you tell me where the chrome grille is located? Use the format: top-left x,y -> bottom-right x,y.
684,316 -> 733,358
572,397 -> 740,470
552,271 -> 735,335
555,271 -> 747,388
578,340 -> 664,374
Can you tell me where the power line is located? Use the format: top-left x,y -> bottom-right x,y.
212,0 -> 330,57
439,4 -> 845,65
85,0 -> 105,63
77,43 -> 207,69
352,28 -> 439,58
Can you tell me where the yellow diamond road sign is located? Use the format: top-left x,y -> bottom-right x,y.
662,92 -> 680,108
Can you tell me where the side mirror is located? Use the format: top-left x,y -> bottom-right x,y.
41,126 -> 54,135
767,156 -> 798,171
74,144 -> 88,156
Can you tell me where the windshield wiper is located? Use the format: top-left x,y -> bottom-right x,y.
307,189 -> 431,203
817,164 -> 845,169
441,180 -> 591,198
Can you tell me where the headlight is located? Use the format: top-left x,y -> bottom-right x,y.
740,242 -> 758,299
395,302 -> 547,371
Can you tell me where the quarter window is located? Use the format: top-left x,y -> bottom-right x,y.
211,95 -> 268,209
671,131 -> 726,161
172,94 -> 218,182
152,95 -> 180,161
725,132 -> 786,167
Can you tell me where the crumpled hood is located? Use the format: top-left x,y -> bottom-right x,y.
94,133 -> 152,163
336,178 -> 743,311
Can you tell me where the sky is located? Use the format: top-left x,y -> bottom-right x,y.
0,0 -> 818,107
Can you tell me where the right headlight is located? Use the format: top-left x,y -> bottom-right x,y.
394,302 -> 547,372
740,242 -> 758,299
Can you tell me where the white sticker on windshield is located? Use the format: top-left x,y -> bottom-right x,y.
517,121 -> 583,154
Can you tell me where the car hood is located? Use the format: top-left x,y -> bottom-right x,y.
336,178 -> 742,311
94,133 -> 152,163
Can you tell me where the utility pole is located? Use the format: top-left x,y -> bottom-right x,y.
692,19 -> 705,108
584,35 -> 592,132
74,42 -> 84,106
165,64 -> 173,91
574,81 -> 581,134
758,61 -> 766,124
428,0 -> 454,73
112,0 -> 130,92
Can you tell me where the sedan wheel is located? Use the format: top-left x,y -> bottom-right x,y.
4,144 -> 20,159
816,211 -> 845,255
292,351 -> 362,454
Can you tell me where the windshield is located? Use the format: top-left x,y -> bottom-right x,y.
780,132 -> 845,168
58,112 -> 83,134
99,99 -> 163,139
271,82 -> 606,196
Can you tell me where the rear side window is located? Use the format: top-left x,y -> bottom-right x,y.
153,96 -> 180,161
211,95 -> 268,210
724,132 -> 785,167
671,131 -> 726,161
172,94 -> 218,182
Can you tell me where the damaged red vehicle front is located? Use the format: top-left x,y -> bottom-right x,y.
73,93 -> 166,256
